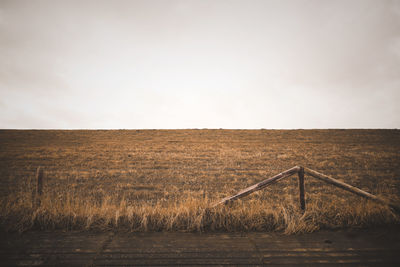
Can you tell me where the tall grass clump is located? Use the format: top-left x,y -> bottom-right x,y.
0,181 -> 399,234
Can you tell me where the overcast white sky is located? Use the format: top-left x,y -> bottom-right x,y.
1,0 -> 399,129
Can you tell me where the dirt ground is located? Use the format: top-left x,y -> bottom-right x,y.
1,129 -> 400,232
1,129 -> 400,201
1,226 -> 400,266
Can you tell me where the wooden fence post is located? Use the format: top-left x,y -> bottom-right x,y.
298,166 -> 306,211
36,166 -> 44,207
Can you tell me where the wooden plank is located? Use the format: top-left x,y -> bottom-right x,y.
213,166 -> 300,206
1,229 -> 400,266
304,167 -> 400,213
35,166 -> 44,207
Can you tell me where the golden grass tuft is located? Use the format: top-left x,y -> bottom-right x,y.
1,182 -> 398,233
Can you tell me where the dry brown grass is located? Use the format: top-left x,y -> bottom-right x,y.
0,129 -> 399,233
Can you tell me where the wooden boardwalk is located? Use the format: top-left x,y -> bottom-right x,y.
1,227 -> 399,266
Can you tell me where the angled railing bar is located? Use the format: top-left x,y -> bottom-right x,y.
213,166 -> 300,207
214,165 -> 400,214
304,167 -> 400,213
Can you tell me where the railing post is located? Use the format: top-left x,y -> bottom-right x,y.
36,166 -> 44,207
298,166 -> 305,211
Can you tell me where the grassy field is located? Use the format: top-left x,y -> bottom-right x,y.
0,129 -> 399,233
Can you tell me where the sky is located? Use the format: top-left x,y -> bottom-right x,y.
0,0 -> 399,129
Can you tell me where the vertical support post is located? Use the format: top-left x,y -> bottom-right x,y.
36,166 -> 44,207
298,166 -> 305,211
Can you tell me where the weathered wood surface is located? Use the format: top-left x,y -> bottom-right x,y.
35,166 -> 44,207
1,227 -> 399,266
213,166 -> 301,206
298,166 -> 306,211
304,167 -> 400,213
